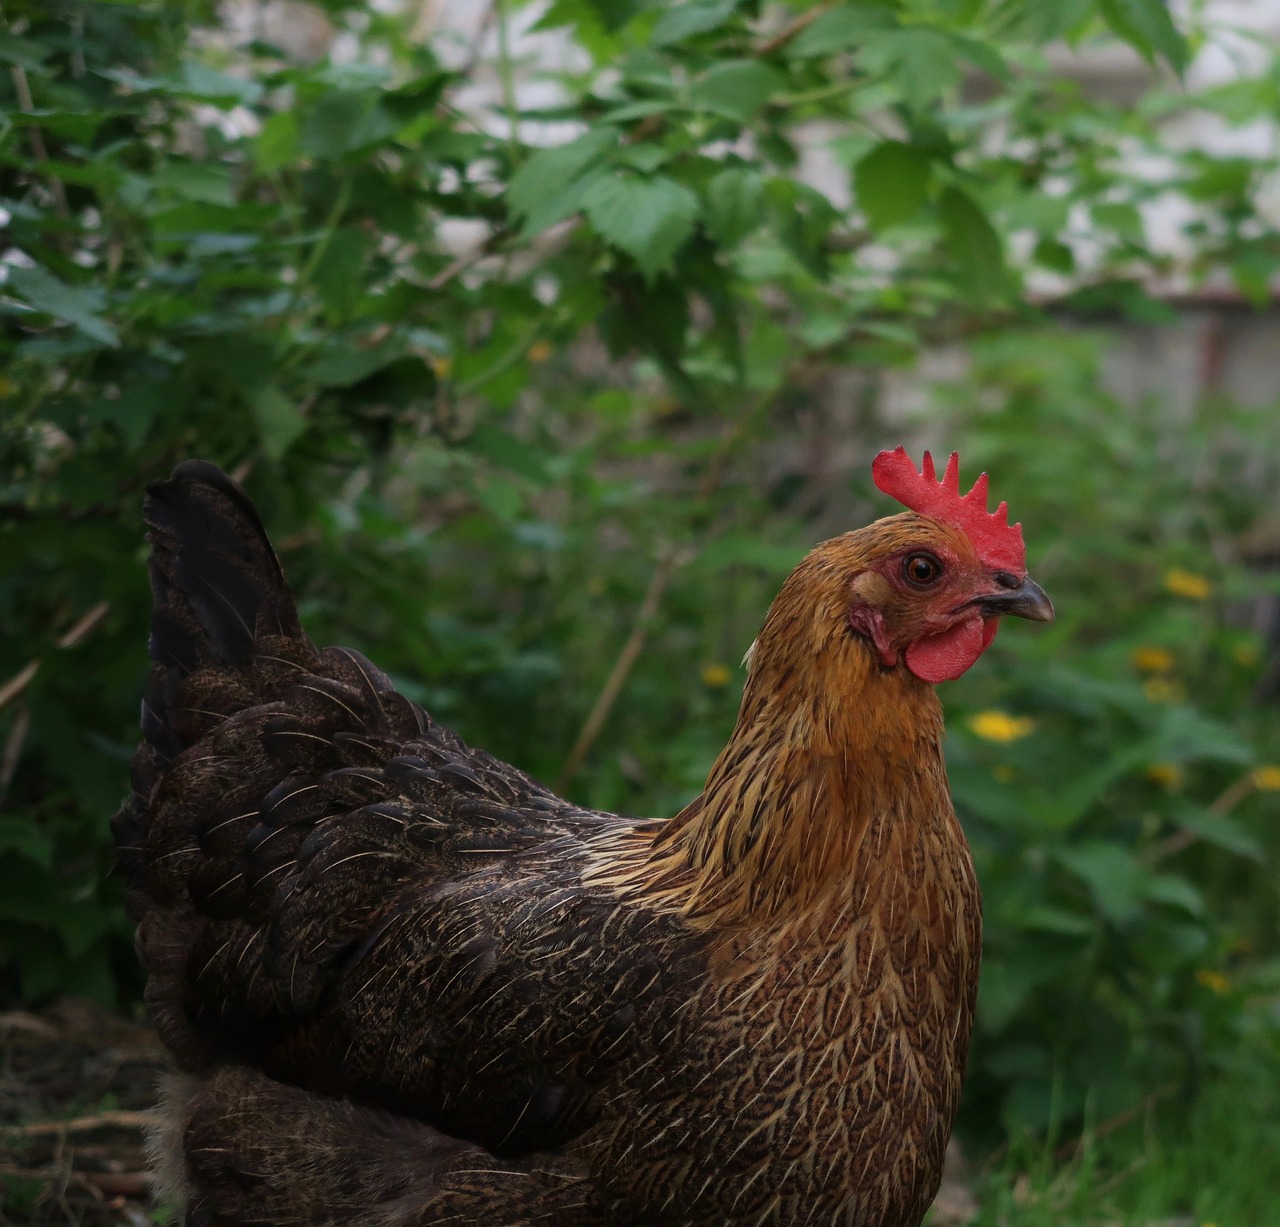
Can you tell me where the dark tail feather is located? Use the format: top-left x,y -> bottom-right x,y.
140,461 -> 304,761
146,461 -> 301,672
115,462 -> 309,890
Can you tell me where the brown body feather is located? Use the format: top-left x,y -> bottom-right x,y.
116,465 -> 985,1227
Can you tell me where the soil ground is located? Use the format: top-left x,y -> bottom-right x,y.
1,1000 -> 163,1226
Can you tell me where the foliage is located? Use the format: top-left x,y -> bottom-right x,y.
969,1015 -> 1280,1225
2,0 -> 1278,1145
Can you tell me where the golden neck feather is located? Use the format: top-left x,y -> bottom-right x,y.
649,627 -> 948,922
586,524 -> 963,925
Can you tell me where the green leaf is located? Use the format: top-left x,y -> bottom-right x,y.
507,128 -> 619,231
581,173 -> 700,280
152,160 -> 235,205
252,385 -> 307,459
176,60 -> 264,105
857,29 -> 961,112
301,90 -> 397,157
7,265 -> 119,347
1056,842 -> 1149,924
0,31 -> 51,70
650,0 -> 741,47
1097,0 -> 1189,72
255,109 -> 300,173
1145,873 -> 1204,916
1166,804 -> 1264,861
704,166 -> 765,245
690,60 -> 783,123
787,6 -> 898,58
1092,201 -> 1145,244
1033,236 -> 1075,273
0,818 -> 54,869
470,425 -> 551,485
311,228 -> 372,318
938,185 -> 1007,301
854,141 -> 933,231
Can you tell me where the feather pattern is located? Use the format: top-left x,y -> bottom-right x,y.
114,463 -> 1000,1227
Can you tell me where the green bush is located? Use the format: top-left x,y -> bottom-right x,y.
2,0 -> 1278,1141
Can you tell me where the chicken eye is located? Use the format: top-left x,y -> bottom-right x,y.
902,552 -> 943,588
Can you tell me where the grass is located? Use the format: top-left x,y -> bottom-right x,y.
969,1050 -> 1280,1227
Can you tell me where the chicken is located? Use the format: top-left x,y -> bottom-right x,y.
113,449 -> 1053,1227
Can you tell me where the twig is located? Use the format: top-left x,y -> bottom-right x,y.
78,1171 -> 151,1197
1145,771 -> 1260,863
409,0 -> 447,43
755,3 -> 834,56
0,1010 -> 58,1037
982,1083 -> 1176,1172
555,547 -> 689,794
57,601 -> 111,649
0,600 -> 110,713
1,1110 -> 155,1137
8,59 -> 70,223
0,661 -> 39,713
1,706 -> 30,792
428,227 -> 511,290
1051,1084 -> 1175,1160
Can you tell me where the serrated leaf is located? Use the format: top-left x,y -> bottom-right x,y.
854,141 -> 932,231
938,185 -> 1007,301
690,60 -> 783,123
857,29 -> 960,112
507,128 -> 619,230
1097,0 -> 1189,73
787,6 -> 897,57
7,265 -> 119,347
650,0 -> 740,47
300,90 -> 397,158
704,166 -> 765,245
581,173 -> 700,280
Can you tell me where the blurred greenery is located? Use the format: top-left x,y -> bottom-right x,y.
2,0 -> 1279,1184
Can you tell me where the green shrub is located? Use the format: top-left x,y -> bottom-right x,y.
2,0 -> 1277,1139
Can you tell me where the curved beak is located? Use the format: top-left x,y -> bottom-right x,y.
972,575 -> 1055,623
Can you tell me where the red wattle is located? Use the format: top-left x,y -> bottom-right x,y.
905,617 -> 988,684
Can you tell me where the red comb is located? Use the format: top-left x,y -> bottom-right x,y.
872,447 -> 1025,572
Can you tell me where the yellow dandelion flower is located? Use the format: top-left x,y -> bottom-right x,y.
1163,568 -> 1211,600
0,376 -> 14,398
1145,763 -> 1182,790
1143,677 -> 1185,704
967,711 -> 1035,743
701,663 -> 732,688
1131,646 -> 1174,673
1251,765 -> 1280,792
1194,969 -> 1230,995
992,765 -> 1014,783
430,355 -> 452,377
527,340 -> 553,364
